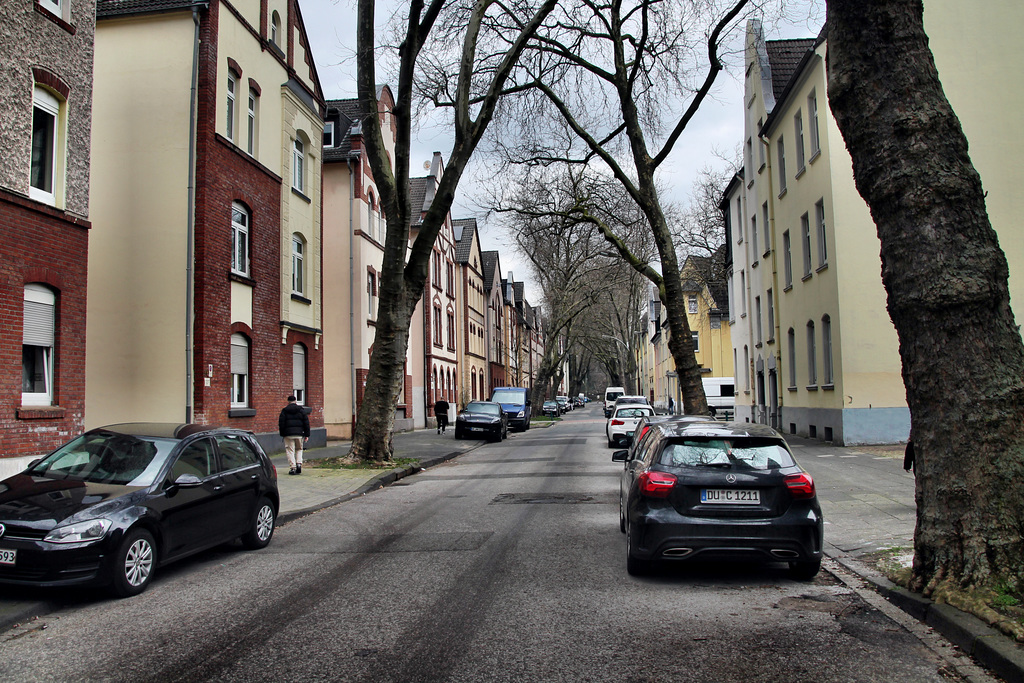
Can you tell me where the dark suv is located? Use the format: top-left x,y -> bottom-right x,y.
0,423 -> 279,597
613,421 -> 823,578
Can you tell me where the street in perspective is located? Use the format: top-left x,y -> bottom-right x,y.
0,406 -> 999,682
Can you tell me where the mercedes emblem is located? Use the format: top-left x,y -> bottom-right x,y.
0,523 -> 5,539
725,474 -> 737,484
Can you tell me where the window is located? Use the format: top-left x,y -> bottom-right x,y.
247,88 -> 258,156
22,284 -> 55,406
433,305 -> 442,345
323,121 -> 334,148
783,230 -> 793,287
727,272 -> 735,321
292,234 -> 305,295
292,137 -> 305,192
761,203 -> 770,255
215,435 -> 260,471
740,270 -> 746,316
292,344 -> 306,404
801,213 -> 812,277
777,137 -> 787,193
691,332 -> 699,352
808,91 -> 820,156
755,295 -> 762,344
39,0 -> 61,15
787,328 -> 797,388
447,312 -> 455,348
271,11 -> 281,46
745,138 -> 752,182
794,111 -> 805,171
230,333 -> 249,407
367,271 -> 377,319
447,263 -> 454,294
816,200 -> 828,267
822,315 -> 833,385
757,119 -> 765,168
736,197 -> 743,242
226,69 -> 238,143
30,87 -> 61,205
433,252 -> 441,287
171,439 -> 214,480
743,346 -> 749,390
766,289 -> 774,341
806,322 -> 817,386
688,294 -> 698,314
750,215 -> 758,259
231,203 -> 250,276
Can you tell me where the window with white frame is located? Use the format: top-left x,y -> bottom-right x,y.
22,284 -> 56,406
271,11 -> 281,47
736,197 -> 743,242
292,137 -> 305,192
783,230 -> 793,287
231,202 -> 250,276
816,199 -> 828,267
323,121 -> 334,148
691,332 -> 699,352
794,111 -> 805,171
777,137 -> 787,193
688,294 -> 698,314
767,289 -> 774,341
806,321 -> 817,386
39,0 -> 62,16
761,202 -> 770,255
226,69 -> 238,142
801,213 -> 812,276
230,333 -> 249,407
368,271 -> 377,319
787,328 -> 796,388
822,315 -> 833,385
30,86 -> 61,206
247,88 -> 258,156
292,343 -> 306,404
808,91 -> 820,156
292,234 -> 305,295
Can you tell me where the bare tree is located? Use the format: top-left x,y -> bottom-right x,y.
826,0 -> 1024,620
490,0 -> 759,414
351,0 -> 557,462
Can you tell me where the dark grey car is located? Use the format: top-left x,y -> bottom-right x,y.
613,421 -> 823,579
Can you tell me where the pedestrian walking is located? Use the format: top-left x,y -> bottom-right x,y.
668,396 -> 674,414
434,397 -> 450,434
904,438 -> 915,473
279,395 -> 310,475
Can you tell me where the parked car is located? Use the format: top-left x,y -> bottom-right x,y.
613,395 -> 649,412
0,423 -> 279,597
613,421 -> 823,579
454,401 -> 508,442
490,387 -> 532,431
541,400 -> 560,418
604,386 -> 626,418
606,404 -> 656,448
556,396 -> 572,413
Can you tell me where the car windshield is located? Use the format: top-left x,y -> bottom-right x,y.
27,431 -> 178,487
466,402 -> 500,416
659,438 -> 796,470
544,401 -> 557,407
607,392 -> 624,401
491,390 -> 524,404
615,407 -> 654,418
617,397 -> 646,405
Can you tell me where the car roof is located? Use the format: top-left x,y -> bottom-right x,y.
92,423 -> 244,440
657,420 -> 785,440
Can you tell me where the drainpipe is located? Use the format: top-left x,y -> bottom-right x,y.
184,3 -> 203,422
347,158 -> 357,430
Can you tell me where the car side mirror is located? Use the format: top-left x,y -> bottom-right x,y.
611,450 -> 629,462
171,473 -> 204,488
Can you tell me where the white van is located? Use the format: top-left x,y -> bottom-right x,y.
702,377 -> 735,418
604,386 -> 626,418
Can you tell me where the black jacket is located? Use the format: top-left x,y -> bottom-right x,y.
279,402 -> 310,438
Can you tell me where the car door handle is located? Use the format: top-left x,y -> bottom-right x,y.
251,474 -> 259,480
213,484 -> 223,491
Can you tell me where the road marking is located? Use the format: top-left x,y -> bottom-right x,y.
817,454 -> 835,458
839,455 -> 858,458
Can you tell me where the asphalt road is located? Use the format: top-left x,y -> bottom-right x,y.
0,407 -> 990,682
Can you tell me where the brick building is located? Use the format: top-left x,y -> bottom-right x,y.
0,0 -> 95,473
89,0 -> 326,450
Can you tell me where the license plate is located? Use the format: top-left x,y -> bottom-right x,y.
469,427 -> 483,431
701,489 -> 760,505
0,549 -> 15,566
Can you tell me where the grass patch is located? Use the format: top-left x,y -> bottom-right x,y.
306,456 -> 419,470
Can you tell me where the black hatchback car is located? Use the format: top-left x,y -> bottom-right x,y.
454,401 -> 508,442
0,423 -> 279,597
613,421 -> 823,579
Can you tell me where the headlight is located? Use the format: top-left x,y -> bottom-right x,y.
516,410 -> 525,418
44,519 -> 112,544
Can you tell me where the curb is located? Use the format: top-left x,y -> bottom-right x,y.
828,551 -> 1024,683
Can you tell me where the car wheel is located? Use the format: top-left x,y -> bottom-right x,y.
242,497 -> 276,550
789,558 -> 821,581
625,522 -> 653,576
110,528 -> 157,598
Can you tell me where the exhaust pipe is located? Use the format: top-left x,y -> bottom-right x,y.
770,549 -> 800,559
662,548 -> 694,558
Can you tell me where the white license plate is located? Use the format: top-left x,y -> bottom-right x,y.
469,427 -> 484,431
701,489 -> 760,505
0,548 -> 16,565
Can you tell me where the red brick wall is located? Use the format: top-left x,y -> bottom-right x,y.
0,190 -> 89,458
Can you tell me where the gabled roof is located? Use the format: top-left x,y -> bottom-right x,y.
764,39 -> 817,102
452,218 -> 477,264
96,0 -> 201,17
408,177 -> 432,227
481,251 -> 500,291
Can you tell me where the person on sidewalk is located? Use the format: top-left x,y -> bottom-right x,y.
279,395 -> 310,475
434,397 -> 450,434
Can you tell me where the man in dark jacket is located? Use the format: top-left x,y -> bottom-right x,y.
279,395 -> 310,475
434,398 -> 450,434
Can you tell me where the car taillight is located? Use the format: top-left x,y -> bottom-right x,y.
785,472 -> 815,499
638,470 -> 676,498
271,462 -> 278,479
611,419 -> 625,426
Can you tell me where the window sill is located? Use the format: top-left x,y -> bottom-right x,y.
783,284 -> 793,292
230,272 -> 256,286
805,385 -> 818,392
758,163 -> 766,174
816,263 -> 829,273
18,405 -> 66,420
801,272 -> 813,282
755,342 -> 762,349
751,260 -> 759,268
822,384 -> 835,391
291,187 -> 311,203
35,2 -> 76,34
229,408 -> 257,418
809,149 -> 821,165
291,293 -> 312,305
787,386 -> 798,392
766,337 -> 775,345
777,187 -> 788,199
795,166 -> 806,180
762,249 -> 771,259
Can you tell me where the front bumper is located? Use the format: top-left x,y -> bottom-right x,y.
0,536 -> 115,588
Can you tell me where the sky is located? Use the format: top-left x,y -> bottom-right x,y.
299,0 -> 825,300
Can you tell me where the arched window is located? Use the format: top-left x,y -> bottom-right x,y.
292,233 -> 305,295
292,135 -> 305,192
231,202 -> 250,276
23,284 -> 56,406
292,343 -> 306,404
226,68 -> 239,143
787,328 -> 797,388
471,369 -> 477,400
270,11 -> 281,46
822,315 -> 833,385
231,333 -> 250,407
247,86 -> 259,156
432,367 -> 438,404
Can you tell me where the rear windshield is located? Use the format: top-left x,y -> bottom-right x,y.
659,438 -> 796,470
615,407 -> 654,418
491,390 -> 525,404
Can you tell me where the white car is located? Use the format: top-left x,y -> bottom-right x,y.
606,404 -> 655,447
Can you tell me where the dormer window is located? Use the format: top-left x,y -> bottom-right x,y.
323,121 -> 334,148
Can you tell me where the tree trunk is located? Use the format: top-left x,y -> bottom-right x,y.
826,0 -> 1024,593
